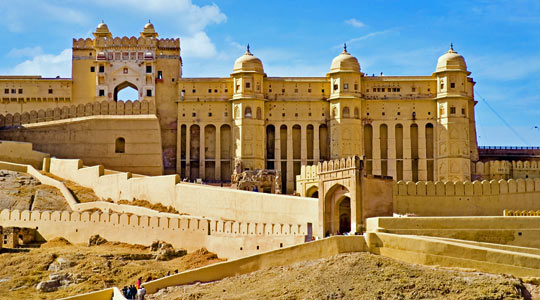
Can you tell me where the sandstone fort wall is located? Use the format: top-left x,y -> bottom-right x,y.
393,179 -> 540,216
0,114 -> 163,175
45,158 -> 319,228
0,140 -> 49,169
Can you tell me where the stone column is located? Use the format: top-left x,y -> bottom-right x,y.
186,124 -> 191,180
418,121 -> 427,181
287,124 -> 294,193
387,122 -> 396,180
403,121 -> 412,181
301,124 -> 307,165
215,124 -> 222,181
314,124 -> 320,163
199,123 -> 205,180
372,122 -> 381,176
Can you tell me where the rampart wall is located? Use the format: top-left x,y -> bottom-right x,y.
472,160 -> 540,180
46,158 -> 319,228
0,208 -> 306,259
393,178 -> 540,216
0,100 -> 156,128
0,140 -> 49,169
0,115 -> 163,175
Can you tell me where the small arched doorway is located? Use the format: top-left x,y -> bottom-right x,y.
338,197 -> 351,233
323,184 -> 352,236
114,81 -> 139,101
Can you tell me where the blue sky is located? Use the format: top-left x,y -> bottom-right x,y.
0,0 -> 539,146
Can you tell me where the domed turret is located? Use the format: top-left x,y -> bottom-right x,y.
330,44 -> 360,73
435,44 -> 468,73
141,20 -> 158,38
232,45 -> 264,74
93,21 -> 112,38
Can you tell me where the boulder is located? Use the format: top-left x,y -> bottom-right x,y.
36,280 -> 60,292
88,234 -> 107,246
48,257 -> 74,272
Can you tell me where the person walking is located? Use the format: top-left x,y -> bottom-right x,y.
137,286 -> 147,300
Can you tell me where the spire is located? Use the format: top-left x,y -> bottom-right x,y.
245,44 -> 253,56
448,42 -> 456,53
343,42 -> 348,53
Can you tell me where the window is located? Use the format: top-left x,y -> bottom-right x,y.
244,106 -> 252,118
342,107 -> 350,118
123,68 -> 128,74
461,108 -> 465,115
18,89 -> 23,94
4,89 -> 8,94
245,82 -> 251,89
192,112 -> 196,117
397,88 -> 400,92
321,89 -> 325,93
157,71 -> 163,79
294,88 -> 298,93
99,89 -> 105,96
308,89 -> 312,93
208,112 -> 212,117
146,65 -> 152,73
354,84 -> 358,90
269,89 -> 272,93
333,84 -> 338,91
382,88 -> 385,92
373,88 -> 376,92
208,89 -> 212,93
440,83 -> 444,89
99,65 -> 104,73
214,89 -> 218,93
11,89 -> 15,94
48,89 -> 53,94
192,89 -> 196,93
90,66 -> 95,72
450,107 -> 456,114
450,82 -> 455,88
146,89 -> 152,97
282,89 -> 285,93
225,88 -> 228,93
412,87 -> 416,92
344,83 -> 348,89
115,137 -> 125,153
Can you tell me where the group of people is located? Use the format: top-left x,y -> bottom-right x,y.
122,277 -> 147,300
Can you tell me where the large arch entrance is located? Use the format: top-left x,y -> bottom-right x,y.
323,184 -> 352,236
114,81 -> 139,101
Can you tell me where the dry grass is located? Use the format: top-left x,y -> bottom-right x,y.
0,240 -> 223,300
39,171 -> 101,203
117,199 -> 182,214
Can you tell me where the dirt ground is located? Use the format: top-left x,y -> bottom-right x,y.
39,171 -> 101,203
0,239 -> 223,300
0,170 -> 70,211
150,252 -> 540,300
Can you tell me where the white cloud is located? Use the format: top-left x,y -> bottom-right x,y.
7,49 -> 72,78
345,18 -> 365,28
346,30 -> 393,46
94,0 -> 226,33
181,32 -> 218,59
7,46 -> 44,58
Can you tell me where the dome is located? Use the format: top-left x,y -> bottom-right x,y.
232,45 -> 264,74
96,22 -> 110,33
141,20 -> 158,38
436,44 -> 468,73
330,44 -> 360,73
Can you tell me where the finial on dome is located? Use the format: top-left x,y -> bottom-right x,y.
343,43 -> 347,53
448,42 -> 456,53
148,19 -> 151,23
245,44 -> 253,56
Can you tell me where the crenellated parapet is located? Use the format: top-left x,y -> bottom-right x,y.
394,178 -> 540,197
472,160 -> 540,180
317,156 -> 361,173
0,100 -> 156,128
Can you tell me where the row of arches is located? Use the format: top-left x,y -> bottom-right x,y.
364,123 -> 434,181
179,124 -> 232,182
332,106 -> 360,119
266,123 -> 330,193
243,106 -> 262,119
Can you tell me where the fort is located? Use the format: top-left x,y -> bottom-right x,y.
0,22 -> 539,299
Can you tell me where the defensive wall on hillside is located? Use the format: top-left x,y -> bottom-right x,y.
0,208 -> 306,259
44,157 -> 319,228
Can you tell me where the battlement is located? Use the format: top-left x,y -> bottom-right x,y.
0,100 -> 156,128
73,37 -> 180,50
317,156 -> 362,173
394,178 -> 540,197
472,160 -> 540,181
